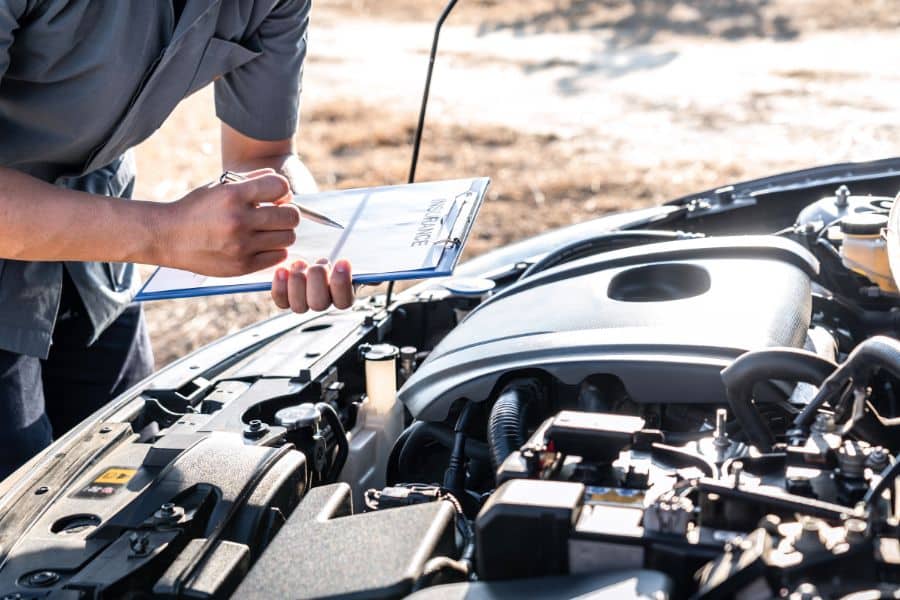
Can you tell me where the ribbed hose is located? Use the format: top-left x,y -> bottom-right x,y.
721,348 -> 837,452
795,335 -> 900,430
487,379 -> 542,471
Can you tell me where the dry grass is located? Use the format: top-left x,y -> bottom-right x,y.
296,99 -> 763,255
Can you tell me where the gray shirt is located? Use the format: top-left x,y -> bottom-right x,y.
0,0 -> 309,358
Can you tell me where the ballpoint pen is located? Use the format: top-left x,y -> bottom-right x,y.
219,170 -> 345,230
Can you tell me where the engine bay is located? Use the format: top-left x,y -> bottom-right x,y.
0,162 -> 899,598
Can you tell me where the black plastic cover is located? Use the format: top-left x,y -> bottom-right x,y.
0,433 -> 306,598
476,479 -> 584,580
548,411 -> 645,462
235,483 -> 457,599
400,236 -> 817,420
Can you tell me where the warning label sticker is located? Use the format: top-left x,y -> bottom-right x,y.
73,467 -> 137,499
93,468 -> 137,485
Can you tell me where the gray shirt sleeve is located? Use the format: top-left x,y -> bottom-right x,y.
214,0 -> 310,141
0,0 -> 27,83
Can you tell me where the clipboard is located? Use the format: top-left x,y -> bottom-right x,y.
135,177 -> 490,301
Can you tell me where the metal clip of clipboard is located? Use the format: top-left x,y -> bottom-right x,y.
429,190 -> 476,261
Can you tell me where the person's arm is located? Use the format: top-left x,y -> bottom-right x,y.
221,123 -> 317,194
221,123 -> 354,311
214,0 -> 353,312
0,3 -> 301,280
0,166 -> 300,277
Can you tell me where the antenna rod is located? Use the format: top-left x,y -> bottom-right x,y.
388,0 -> 459,307
407,0 -> 459,185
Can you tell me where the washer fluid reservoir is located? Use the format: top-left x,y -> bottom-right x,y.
839,212 -> 898,294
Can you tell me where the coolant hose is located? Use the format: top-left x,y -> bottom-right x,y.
391,421 -> 490,485
316,402 -> 349,482
487,379 -> 543,471
795,335 -> 900,430
721,348 -> 837,452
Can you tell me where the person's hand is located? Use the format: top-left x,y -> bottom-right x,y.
159,169 -> 299,277
271,258 -> 355,312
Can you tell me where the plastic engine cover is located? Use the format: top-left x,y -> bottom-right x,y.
399,236 -> 818,420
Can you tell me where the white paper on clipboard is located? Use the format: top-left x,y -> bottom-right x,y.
136,177 -> 490,301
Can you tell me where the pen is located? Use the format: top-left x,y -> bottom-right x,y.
219,171 -> 345,230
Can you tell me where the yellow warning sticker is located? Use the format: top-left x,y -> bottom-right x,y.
94,468 -> 137,485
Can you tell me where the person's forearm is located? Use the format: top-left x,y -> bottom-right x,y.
224,152 -> 317,195
220,123 -> 317,194
0,166 -> 164,264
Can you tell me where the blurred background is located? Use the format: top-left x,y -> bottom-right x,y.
136,0 -> 900,366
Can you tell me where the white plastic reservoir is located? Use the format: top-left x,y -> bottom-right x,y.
338,344 -> 404,510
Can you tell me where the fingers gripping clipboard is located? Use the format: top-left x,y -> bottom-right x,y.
136,177 -> 490,301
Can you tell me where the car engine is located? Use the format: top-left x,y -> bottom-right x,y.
0,163 -> 898,599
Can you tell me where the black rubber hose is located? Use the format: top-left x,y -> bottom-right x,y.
387,421 -> 421,486
487,379 -> 542,471
393,421 -> 490,484
520,231 -> 698,279
443,402 -> 473,493
795,336 -> 900,430
721,348 -> 837,452
316,402 -> 349,482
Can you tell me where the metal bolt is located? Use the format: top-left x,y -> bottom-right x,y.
129,532 -> 150,556
714,409 -> 726,434
243,419 -> 269,439
731,461 -> 743,489
713,408 -> 730,448
835,185 -> 850,208
399,346 -> 417,380
866,447 -> 889,471
153,502 -> 184,526
25,571 -> 59,587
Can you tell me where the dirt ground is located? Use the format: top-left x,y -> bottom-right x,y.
136,0 -> 900,366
